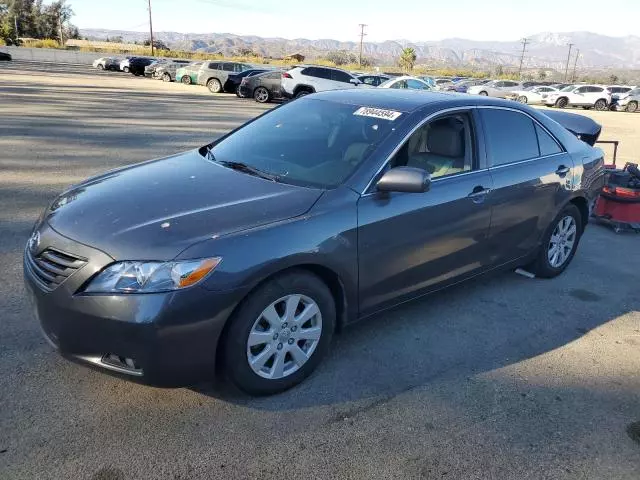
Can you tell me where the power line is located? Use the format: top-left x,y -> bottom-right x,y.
358,24 -> 367,67
563,43 -> 574,81
571,49 -> 580,82
518,38 -> 529,79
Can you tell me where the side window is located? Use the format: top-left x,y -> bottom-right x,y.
391,80 -> 408,89
360,76 -> 376,85
267,72 -> 281,80
575,86 -> 588,93
301,67 -> 317,77
208,62 -> 220,70
590,86 -> 604,93
390,113 -> 474,179
406,79 -> 429,90
316,68 -> 333,80
222,63 -> 236,71
494,81 -> 505,88
535,124 -> 562,156
504,81 -> 518,87
331,70 -> 353,83
480,109 -> 539,166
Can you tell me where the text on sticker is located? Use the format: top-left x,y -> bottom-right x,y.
353,107 -> 402,121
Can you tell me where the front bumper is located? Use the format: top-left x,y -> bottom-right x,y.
23,224 -> 244,386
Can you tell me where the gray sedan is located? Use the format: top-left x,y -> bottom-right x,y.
467,80 -> 522,98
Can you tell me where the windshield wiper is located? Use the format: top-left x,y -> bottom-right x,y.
217,160 -> 280,182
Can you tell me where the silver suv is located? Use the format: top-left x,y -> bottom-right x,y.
196,61 -> 254,93
281,66 -> 362,98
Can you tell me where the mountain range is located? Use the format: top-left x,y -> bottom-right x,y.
80,29 -> 640,71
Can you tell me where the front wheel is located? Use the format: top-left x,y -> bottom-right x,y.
222,271 -> 335,395
478,91 -> 488,96
207,78 -> 222,93
555,97 -> 568,108
254,86 -> 270,103
627,101 -> 638,113
594,99 -> 607,111
517,95 -> 528,104
123,66 -> 129,73
162,73 -> 171,82
97,64 -> 104,70
181,75 -> 192,85
530,204 -> 582,278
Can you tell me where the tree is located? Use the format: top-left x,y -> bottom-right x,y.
325,50 -> 357,66
494,65 -> 504,76
399,47 -> 417,72
538,69 -> 547,80
0,0 -> 78,44
144,38 -> 169,50
609,74 -> 619,84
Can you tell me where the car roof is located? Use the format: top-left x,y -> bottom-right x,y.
309,88 -> 526,113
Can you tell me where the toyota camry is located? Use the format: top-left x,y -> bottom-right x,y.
24,90 -> 605,395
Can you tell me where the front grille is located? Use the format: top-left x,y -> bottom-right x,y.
25,248 -> 86,291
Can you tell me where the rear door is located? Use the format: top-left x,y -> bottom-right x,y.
331,69 -> 356,89
479,107 -> 572,265
357,109 -> 493,314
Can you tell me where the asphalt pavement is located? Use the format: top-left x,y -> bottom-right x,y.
1,61 -> 639,480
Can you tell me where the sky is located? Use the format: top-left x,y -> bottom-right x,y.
67,0 -> 640,43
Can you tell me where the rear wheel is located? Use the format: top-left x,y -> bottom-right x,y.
254,86 -> 270,103
555,97 -> 568,108
295,89 -> 312,99
207,78 -> 222,93
517,95 -> 528,104
162,72 -> 171,82
97,64 -> 104,70
530,204 -> 582,278
222,271 -> 335,395
181,75 -> 192,85
479,91 -> 488,96
627,101 -> 638,113
123,66 -> 129,73
594,99 -> 607,111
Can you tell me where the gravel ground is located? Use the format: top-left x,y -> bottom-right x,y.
1,61 -> 639,480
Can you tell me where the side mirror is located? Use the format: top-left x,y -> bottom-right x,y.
376,167 -> 431,193
350,78 -> 361,86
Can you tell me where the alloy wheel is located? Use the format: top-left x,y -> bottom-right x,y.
627,101 -> 638,113
254,87 -> 269,103
246,294 -> 322,380
594,99 -> 607,111
518,95 -> 528,104
548,216 -> 577,268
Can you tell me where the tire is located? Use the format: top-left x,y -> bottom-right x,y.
123,66 -> 129,73
207,78 -> 222,94
222,271 -> 336,395
162,72 -> 171,82
530,204 -> 582,279
295,89 -> 312,99
517,95 -> 528,104
627,101 -> 638,113
478,91 -> 488,96
254,86 -> 270,103
594,99 -> 607,111
555,97 -> 568,108
181,75 -> 191,85
97,64 -> 104,70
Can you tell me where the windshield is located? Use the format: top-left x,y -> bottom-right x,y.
206,98 -> 401,188
561,85 -> 575,92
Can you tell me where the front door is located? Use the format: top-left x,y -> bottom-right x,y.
357,110 -> 494,315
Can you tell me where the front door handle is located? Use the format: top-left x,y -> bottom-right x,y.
468,186 -> 491,203
556,165 -> 570,176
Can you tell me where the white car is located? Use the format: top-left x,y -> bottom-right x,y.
614,87 -> 640,112
507,86 -> 558,105
433,78 -> 454,90
92,57 -> 120,71
467,80 -> 522,98
119,58 -> 133,73
281,65 -> 363,99
378,76 -> 433,91
544,85 -> 612,110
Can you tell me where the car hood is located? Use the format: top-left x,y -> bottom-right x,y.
46,150 -> 324,260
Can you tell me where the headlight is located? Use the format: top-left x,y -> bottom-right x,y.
85,258 -> 221,293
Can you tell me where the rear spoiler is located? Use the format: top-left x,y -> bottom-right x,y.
540,110 -> 602,146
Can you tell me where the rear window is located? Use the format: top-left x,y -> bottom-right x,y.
205,99 -> 402,188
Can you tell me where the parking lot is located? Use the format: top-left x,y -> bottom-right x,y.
1,61 -> 639,480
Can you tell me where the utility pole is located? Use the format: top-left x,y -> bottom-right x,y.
14,15 -> 19,42
148,0 -> 155,56
571,49 -> 580,82
58,11 -> 64,46
563,43 -> 574,81
358,24 -> 367,67
518,38 -> 529,79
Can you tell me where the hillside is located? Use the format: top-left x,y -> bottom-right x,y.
80,29 -> 640,70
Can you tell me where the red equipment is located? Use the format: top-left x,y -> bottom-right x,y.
594,162 -> 640,233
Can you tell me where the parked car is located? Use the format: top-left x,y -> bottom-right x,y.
446,79 -> 490,93
92,57 -> 120,71
507,85 -> 559,104
238,70 -> 285,103
24,89 -> 604,395
225,69 -> 270,94
154,59 -> 192,82
357,74 -> 391,87
417,76 -> 436,88
614,87 -> 640,112
128,57 -> 155,76
606,85 -> 635,110
175,62 -> 203,85
144,59 -> 169,78
119,57 -> 135,73
195,61 -> 254,93
281,65 -> 363,98
0,51 -> 12,61
433,78 -> 454,90
544,85 -> 611,110
378,76 -> 432,90
467,80 -> 522,98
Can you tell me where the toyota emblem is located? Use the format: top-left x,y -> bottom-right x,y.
29,231 -> 41,254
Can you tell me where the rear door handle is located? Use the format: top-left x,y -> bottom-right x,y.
468,186 -> 491,203
556,165 -> 570,176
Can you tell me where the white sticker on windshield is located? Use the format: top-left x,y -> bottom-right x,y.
353,107 -> 402,121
